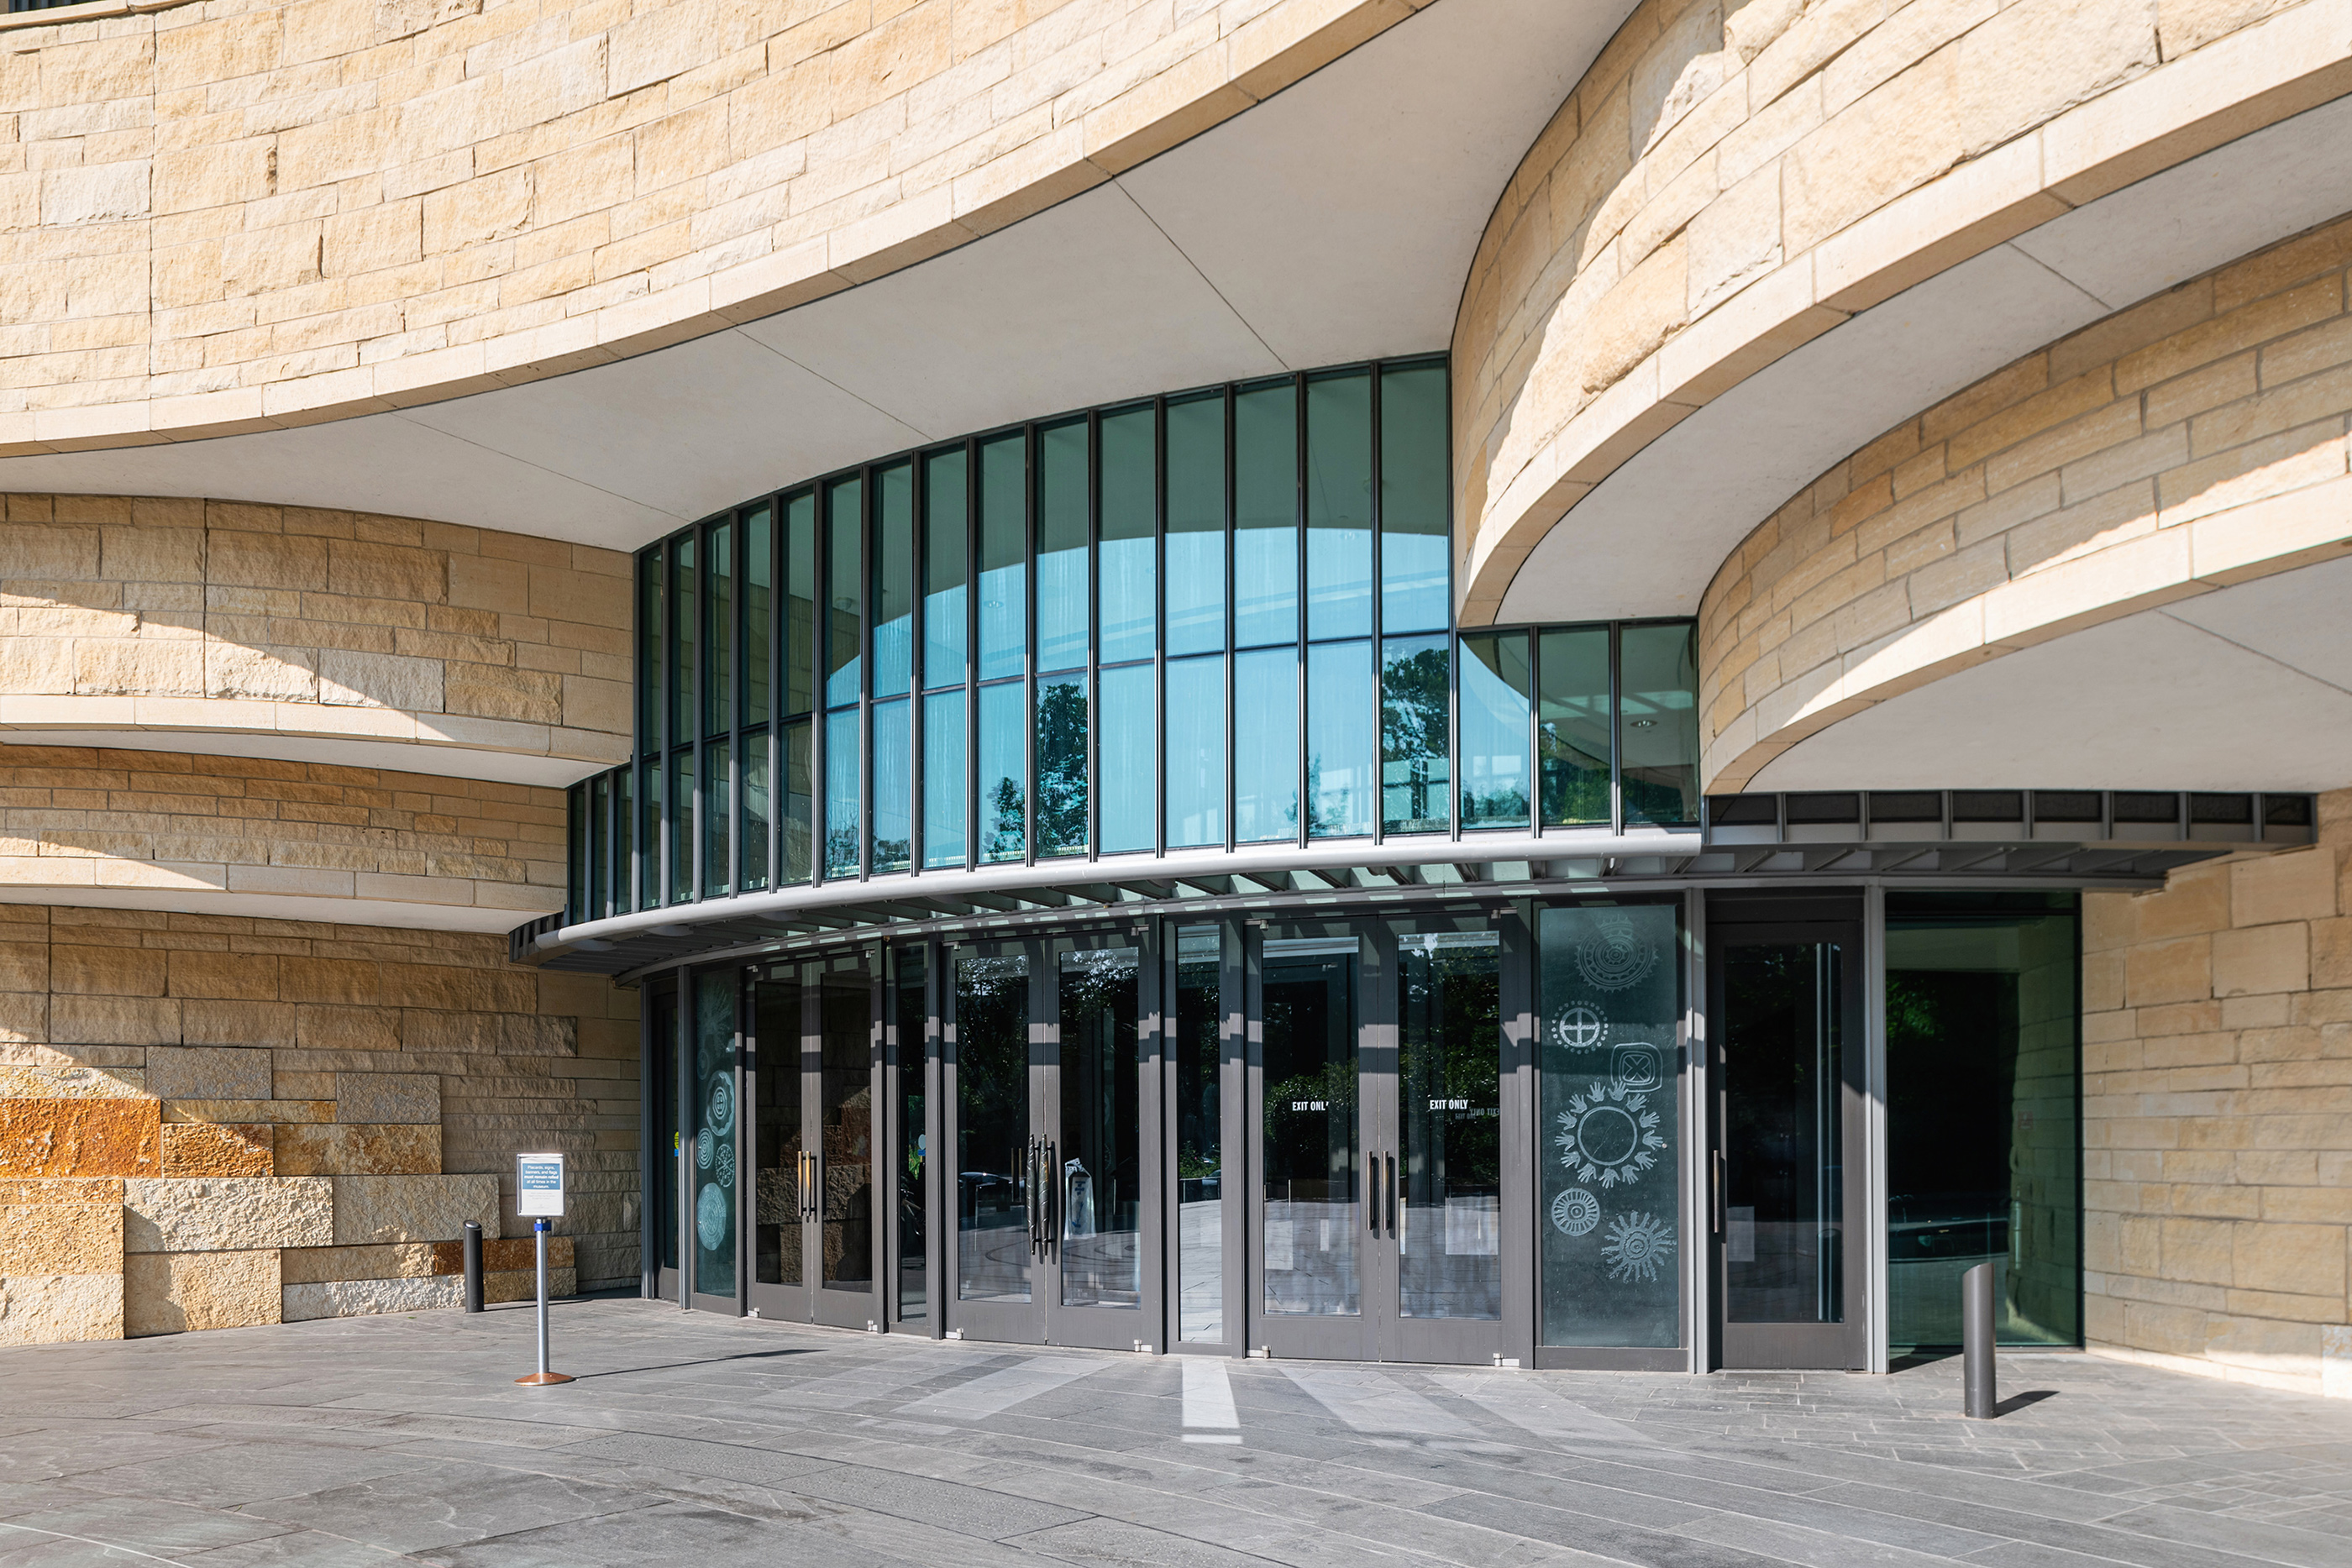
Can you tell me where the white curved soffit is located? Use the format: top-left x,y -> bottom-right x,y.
1748,553 -> 2352,792
0,0 -> 1633,553
1497,92 -> 2352,623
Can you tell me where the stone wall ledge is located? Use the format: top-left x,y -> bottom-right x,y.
0,0 -> 192,36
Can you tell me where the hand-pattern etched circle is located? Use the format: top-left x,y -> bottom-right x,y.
1552,1083 -> 1667,1188
695,1181 -> 729,1251
1575,918 -> 1657,991
708,1077 -> 735,1138
715,1140 -> 737,1188
1550,1187 -> 1601,1237
696,1127 -> 715,1171
1551,1003 -> 1609,1051
1602,1211 -> 1676,1282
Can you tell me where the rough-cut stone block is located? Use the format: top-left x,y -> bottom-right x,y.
431,1235 -> 572,1273
148,1046 -> 272,1100
335,1072 -> 440,1125
484,1265 -> 576,1304
124,1177 -> 333,1252
126,1249 -> 282,1336
283,1276 -> 460,1321
275,1124 -> 439,1177
331,1174 -> 498,1245
160,1122 -> 273,1177
0,1066 -> 145,1099
0,1274 -> 123,1345
281,1242 -> 438,1285
0,1178 -> 123,1205
0,1097 -> 161,1177
0,1203 -> 122,1276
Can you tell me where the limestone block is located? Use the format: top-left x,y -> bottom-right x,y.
0,1098 -> 161,1177
165,1099 -> 333,1126
0,1275 -> 123,1345
2124,934 -> 2211,1005
485,1266 -> 576,1305
318,650 -> 444,713
160,1122 -> 273,1177
0,1066 -> 144,1099
124,1177 -> 333,1252
281,1242 -> 439,1284
126,1250 -> 282,1337
0,1203 -> 122,1275
2213,923 -> 2308,997
283,1276 -> 462,1321
2233,847 -> 2338,927
2324,1324 -> 2351,1400
147,1046 -> 272,1101
0,1179 -> 123,1205
335,1072 -> 440,1125
431,1235 -> 573,1273
275,1124 -> 440,1177
331,1174 -> 498,1245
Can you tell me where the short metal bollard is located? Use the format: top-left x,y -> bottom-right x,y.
1962,1261 -> 1997,1419
461,1220 -> 484,1314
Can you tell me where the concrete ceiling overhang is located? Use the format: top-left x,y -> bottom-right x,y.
1494,91 -> 2352,625
0,0 -> 1632,551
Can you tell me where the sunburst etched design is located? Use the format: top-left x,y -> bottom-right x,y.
1601,1212 -> 1676,1282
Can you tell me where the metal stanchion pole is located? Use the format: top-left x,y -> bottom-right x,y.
515,1216 -> 574,1386
1962,1261 -> 1997,1419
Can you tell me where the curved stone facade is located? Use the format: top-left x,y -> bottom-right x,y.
1696,213 -> 2352,789
1452,0 -> 2352,623
0,0 -> 1418,451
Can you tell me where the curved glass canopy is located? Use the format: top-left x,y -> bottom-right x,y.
567,360 -> 1698,922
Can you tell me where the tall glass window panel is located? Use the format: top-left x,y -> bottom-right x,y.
1098,663 -> 1153,855
639,547 -> 664,746
654,989 -> 678,1272
1620,621 -> 1699,826
824,709 -> 858,878
704,517 -> 732,737
1380,363 -> 1449,634
614,764 -> 634,911
1165,653 -> 1226,849
1379,634 -> 1450,836
1037,672 -> 1087,857
691,973 -> 738,1299
782,721 -> 812,883
1886,892 -> 2081,1352
1308,639 -> 1373,839
978,681 -> 1026,863
825,478 -> 863,708
669,750 -> 694,904
923,690 -> 967,869
1724,939 -> 1843,1326
1398,931 -> 1502,1319
1305,372 -> 1372,642
1234,646 -> 1299,842
1262,941 -> 1357,1315
641,759 -> 663,908
979,434 -> 1027,682
1058,947 -> 1142,1308
1539,627 -> 1610,826
741,732 -> 769,892
744,506 -> 771,726
1175,926 -> 1222,1341
753,976 -> 802,1287
871,698 -> 911,873
1165,391 -> 1226,658
874,463 -> 914,699
956,952 -> 1030,1302
1461,632 -> 1532,830
819,968 -> 874,1290
569,784 -> 587,917
1538,902 -> 1682,1346
785,492 -> 816,716
924,449 -> 968,688
669,535 -> 693,748
895,949 -> 927,1322
702,737 -> 731,898
588,774 -> 609,918
1234,380 -> 1298,648
1037,419 -> 1089,673
1099,406 -> 1155,665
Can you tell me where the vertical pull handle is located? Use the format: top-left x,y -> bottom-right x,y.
1712,1149 -> 1725,1236
1367,1150 -> 1379,1233
1388,1153 -> 1399,1238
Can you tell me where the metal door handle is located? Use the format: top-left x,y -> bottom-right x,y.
1367,1151 -> 1379,1233
1386,1154 -> 1398,1238
1711,1150 -> 1725,1236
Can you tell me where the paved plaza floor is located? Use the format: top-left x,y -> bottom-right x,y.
0,1298 -> 2348,1566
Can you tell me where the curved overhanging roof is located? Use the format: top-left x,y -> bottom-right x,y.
0,0 -> 1631,553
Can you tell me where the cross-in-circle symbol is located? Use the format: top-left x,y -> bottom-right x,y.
1555,1004 -> 1606,1050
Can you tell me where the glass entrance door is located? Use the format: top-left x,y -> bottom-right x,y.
1709,902 -> 1866,1370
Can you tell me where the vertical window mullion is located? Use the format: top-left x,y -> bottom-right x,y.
861,469 -> 874,881
911,462 -> 927,878
1224,387 -> 1237,853
1293,372 -> 1308,852
1024,424 -> 1039,868
1609,620 -> 1624,836
965,438 -> 979,871
1086,408 -> 1101,863
1369,363 -> 1386,850
1153,396 -> 1168,860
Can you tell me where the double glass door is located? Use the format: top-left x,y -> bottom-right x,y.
1247,920 -> 1525,1363
946,935 -> 1163,1348
746,955 -> 882,1329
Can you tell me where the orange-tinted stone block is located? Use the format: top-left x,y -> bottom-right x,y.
160,1121 -> 274,1177
429,1235 -> 573,1273
0,1097 -> 161,1177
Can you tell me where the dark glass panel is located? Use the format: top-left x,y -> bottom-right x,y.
924,448 -> 968,689
1262,942 -> 1357,1314
669,749 -> 694,904
1037,672 -> 1088,857
1099,405 -> 1155,666
1379,363 -> 1449,634
1098,662 -> 1153,855
754,975 -> 802,1287
702,736 -> 731,898
654,988 -> 678,1272
613,764 -> 633,912
1037,418 -> 1089,674
1398,931 -> 1501,1319
1307,638 -> 1373,838
741,730 -> 769,892
1725,940 -> 1844,1325
871,696 -> 911,874
956,952 -> 1031,1303
1305,371 -> 1372,642
639,758 -> 661,909
977,680 -> 1026,863
1379,633 -> 1450,836
874,463 -> 914,699
1233,645 -> 1298,842
923,690 -> 967,869
825,478 -> 863,708
639,547 -> 664,747
704,518 -> 733,737
1165,391 -> 1226,658
1460,632 -> 1531,830
895,948 -> 927,1322
1622,621 -> 1699,826
585,778 -> 604,917
691,972 -> 738,1299
821,967 -> 874,1290
1165,653 -> 1225,849
1174,926 -> 1222,1341
1234,380 -> 1298,648
744,505 -> 772,726
979,435 -> 1027,682
824,708 -> 858,878
781,719 -> 812,883
1538,626 -> 1609,826
785,491 -> 816,716
1059,947 -> 1142,1308
669,534 -> 693,748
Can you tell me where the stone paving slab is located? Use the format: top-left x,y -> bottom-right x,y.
0,1298 -> 2347,1565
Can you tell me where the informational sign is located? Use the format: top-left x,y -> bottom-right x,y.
517,1151 -> 566,1217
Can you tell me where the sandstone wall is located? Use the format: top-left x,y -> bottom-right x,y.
2081,786 -> 2352,1398
0,899 -> 638,1341
0,0 -> 1422,450
1697,214 -> 2352,789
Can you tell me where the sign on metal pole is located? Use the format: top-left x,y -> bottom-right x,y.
513,1152 -> 574,1386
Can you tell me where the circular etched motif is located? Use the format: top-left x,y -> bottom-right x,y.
1551,1004 -> 1609,1051
1611,1041 -> 1663,1093
696,1127 -> 715,1171
708,1077 -> 735,1138
715,1140 -> 737,1188
1549,1187 -> 1601,1237
1602,1211 -> 1676,1282
1576,919 -> 1657,991
695,1181 -> 729,1251
1552,1083 -> 1666,1188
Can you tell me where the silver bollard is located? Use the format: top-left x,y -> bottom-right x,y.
514,1216 -> 574,1386
1962,1261 -> 1997,1419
